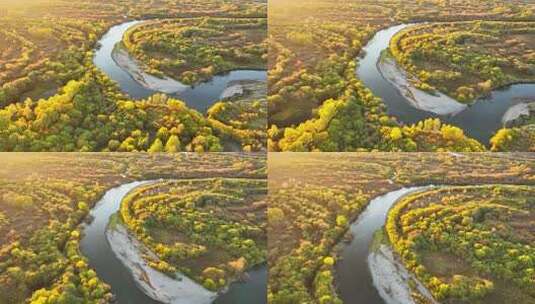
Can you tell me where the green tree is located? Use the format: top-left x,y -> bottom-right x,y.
148,138 -> 164,153
165,135 -> 181,152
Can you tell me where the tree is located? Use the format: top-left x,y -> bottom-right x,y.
390,127 -> 403,141
156,127 -> 169,141
268,207 -> 285,224
165,135 -> 181,152
335,215 -> 348,227
148,138 -> 164,152
441,125 -> 464,141
323,257 -> 334,266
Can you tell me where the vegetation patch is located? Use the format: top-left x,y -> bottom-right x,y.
490,125 -> 535,152
207,80 -> 267,151
390,21 -> 535,102
123,17 -> 266,85
268,153 -> 535,304
119,178 -> 267,291
268,0 -> 535,152
386,185 -> 535,304
0,153 -> 265,303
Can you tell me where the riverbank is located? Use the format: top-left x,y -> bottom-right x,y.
106,222 -> 217,304
502,101 -> 535,126
369,242 -> 438,304
333,187 -> 440,304
377,53 -> 467,116
111,43 -> 188,94
357,23 -> 535,145
219,80 -> 266,101
219,81 -> 244,100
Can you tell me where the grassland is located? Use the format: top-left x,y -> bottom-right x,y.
119,178 -> 267,291
0,0 -> 267,152
268,153 -> 535,303
0,153 -> 265,304
268,0 -> 535,151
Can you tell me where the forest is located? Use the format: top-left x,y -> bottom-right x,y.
387,185 -> 534,304
268,0 -> 535,152
118,178 -> 267,291
0,0 -> 267,152
268,153 -> 535,303
0,153 -> 266,304
123,17 -> 266,85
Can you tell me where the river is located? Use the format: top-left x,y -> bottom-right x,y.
357,24 -> 535,145
93,20 -> 266,113
80,180 -> 267,304
335,186 -> 431,304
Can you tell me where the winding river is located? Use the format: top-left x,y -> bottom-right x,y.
335,186 -> 432,304
80,181 -> 267,304
357,24 -> 535,145
94,20 -> 267,113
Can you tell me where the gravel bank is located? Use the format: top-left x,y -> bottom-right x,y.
368,244 -> 438,304
112,45 -> 188,94
378,55 -> 467,116
502,102 -> 535,125
107,223 -> 216,304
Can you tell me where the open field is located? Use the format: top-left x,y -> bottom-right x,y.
0,153 -> 265,303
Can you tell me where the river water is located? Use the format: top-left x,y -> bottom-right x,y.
335,187 -> 429,304
93,20 -> 266,113
80,181 -> 267,304
357,24 -> 535,145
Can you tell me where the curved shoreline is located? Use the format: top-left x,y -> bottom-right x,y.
502,101 -> 535,126
357,22 -> 535,144
334,186 -> 438,304
94,19 -> 268,114
369,243 -> 438,304
82,179 -> 267,304
111,43 -> 189,94
120,19 -> 266,88
81,180 -> 163,304
377,54 -> 467,116
387,21 -> 535,105
113,41 -> 267,93
106,222 -> 216,304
